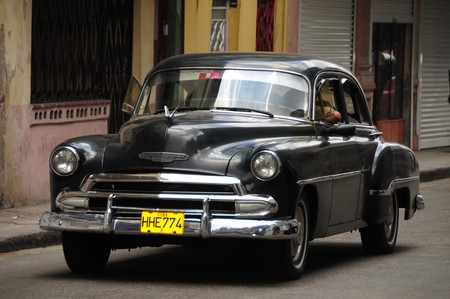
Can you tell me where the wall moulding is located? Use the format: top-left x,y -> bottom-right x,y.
29,100 -> 110,126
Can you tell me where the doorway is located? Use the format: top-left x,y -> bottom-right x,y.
372,23 -> 412,145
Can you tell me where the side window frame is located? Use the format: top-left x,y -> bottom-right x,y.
339,76 -> 372,126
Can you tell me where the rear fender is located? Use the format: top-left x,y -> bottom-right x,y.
368,143 -> 421,221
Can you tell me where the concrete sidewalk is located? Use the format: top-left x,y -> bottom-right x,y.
1,147 -> 449,253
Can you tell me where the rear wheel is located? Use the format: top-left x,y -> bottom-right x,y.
268,194 -> 310,280
62,231 -> 111,273
360,192 -> 399,254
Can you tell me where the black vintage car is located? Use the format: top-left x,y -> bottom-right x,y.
40,53 -> 424,280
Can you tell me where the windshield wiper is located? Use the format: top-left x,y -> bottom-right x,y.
213,107 -> 274,118
154,106 -> 209,115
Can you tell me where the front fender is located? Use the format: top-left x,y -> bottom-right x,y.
50,135 -> 113,211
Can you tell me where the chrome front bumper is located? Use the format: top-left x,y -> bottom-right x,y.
39,212 -> 299,240
40,172 -> 299,239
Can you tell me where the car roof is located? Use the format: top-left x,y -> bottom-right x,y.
149,52 -> 352,81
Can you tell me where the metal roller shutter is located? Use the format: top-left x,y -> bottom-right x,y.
298,0 -> 354,71
372,0 -> 414,23
419,0 -> 450,149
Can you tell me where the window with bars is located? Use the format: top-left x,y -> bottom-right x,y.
211,0 -> 228,51
31,0 -> 133,133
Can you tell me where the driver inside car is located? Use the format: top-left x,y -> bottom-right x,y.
315,81 -> 342,123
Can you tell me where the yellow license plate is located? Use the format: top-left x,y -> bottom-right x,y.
140,211 -> 184,235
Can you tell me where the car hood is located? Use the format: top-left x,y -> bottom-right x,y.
103,111 -> 314,174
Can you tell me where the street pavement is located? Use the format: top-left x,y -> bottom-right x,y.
0,146 -> 449,253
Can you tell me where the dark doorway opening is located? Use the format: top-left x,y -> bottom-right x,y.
372,23 -> 412,144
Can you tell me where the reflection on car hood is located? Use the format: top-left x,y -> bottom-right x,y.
103,111 -> 313,174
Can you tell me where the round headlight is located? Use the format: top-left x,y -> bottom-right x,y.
251,150 -> 281,181
50,146 -> 80,176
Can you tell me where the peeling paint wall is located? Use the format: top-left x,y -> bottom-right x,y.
0,0 -> 6,207
2,0 -> 32,208
0,0 -> 112,208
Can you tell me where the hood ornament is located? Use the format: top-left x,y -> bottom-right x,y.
164,105 -> 179,119
139,152 -> 189,163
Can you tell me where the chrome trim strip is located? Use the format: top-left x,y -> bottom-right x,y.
39,212 -> 299,240
297,170 -> 362,185
80,173 -> 247,196
369,176 -> 420,196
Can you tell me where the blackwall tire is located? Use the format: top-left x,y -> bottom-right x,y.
360,192 -> 399,254
62,231 -> 111,274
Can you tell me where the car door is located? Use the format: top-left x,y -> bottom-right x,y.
321,77 -> 361,230
314,74 -> 374,233
338,76 -> 380,223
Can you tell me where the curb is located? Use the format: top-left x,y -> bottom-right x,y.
0,231 -> 61,254
420,168 -> 450,183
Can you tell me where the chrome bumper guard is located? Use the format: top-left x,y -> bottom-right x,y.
39,212 -> 299,240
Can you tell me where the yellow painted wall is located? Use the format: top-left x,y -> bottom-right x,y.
236,0 -> 257,51
3,0 -> 31,107
132,0 -> 155,83
184,0 -> 258,53
0,0 -> 5,206
184,0 -> 212,53
274,0 -> 288,52
229,0 -> 287,52
227,3 -> 239,51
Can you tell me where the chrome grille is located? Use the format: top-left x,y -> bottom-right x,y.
82,173 -> 246,217
56,173 -> 277,219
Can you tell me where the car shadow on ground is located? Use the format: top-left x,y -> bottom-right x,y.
42,239 -> 415,285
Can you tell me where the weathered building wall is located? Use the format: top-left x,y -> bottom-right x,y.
0,0 -> 5,207
1,0 -> 111,208
229,0 -> 257,51
1,0 -> 32,208
184,0 -> 212,53
132,0 -> 155,83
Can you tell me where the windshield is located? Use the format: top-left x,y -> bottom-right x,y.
136,69 -> 309,118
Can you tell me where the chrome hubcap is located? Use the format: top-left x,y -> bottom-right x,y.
291,205 -> 305,263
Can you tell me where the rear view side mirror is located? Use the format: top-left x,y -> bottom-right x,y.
122,76 -> 142,115
323,124 -> 356,137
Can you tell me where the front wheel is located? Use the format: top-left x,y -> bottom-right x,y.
62,231 -> 111,274
360,192 -> 399,254
267,194 -> 310,280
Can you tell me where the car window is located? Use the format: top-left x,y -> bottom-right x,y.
315,79 -> 342,124
137,69 -> 310,118
341,78 -> 371,125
